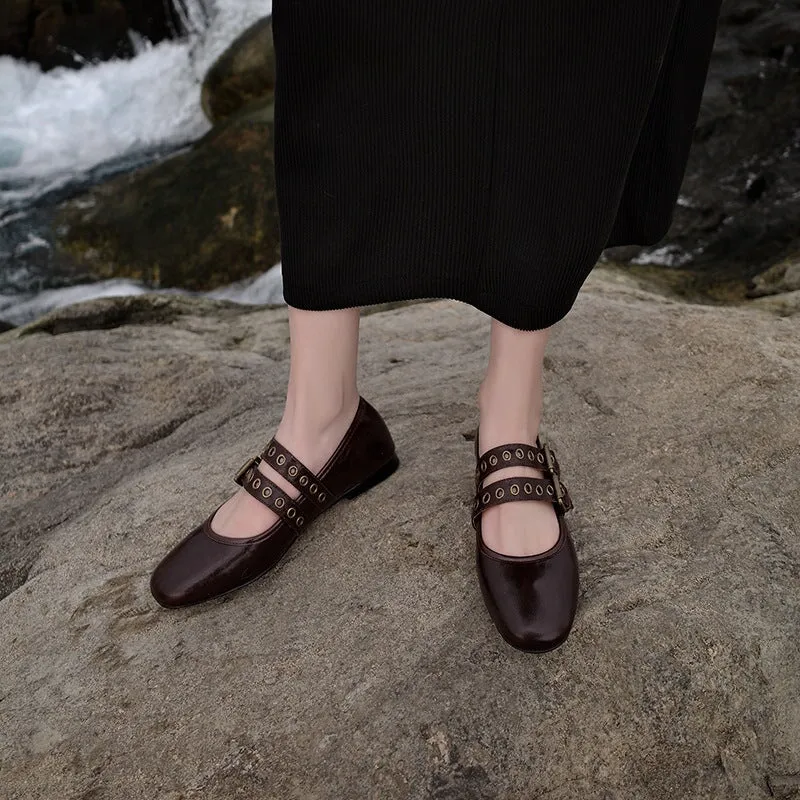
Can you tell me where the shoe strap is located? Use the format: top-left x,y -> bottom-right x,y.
258,436 -> 335,509
233,467 -> 307,534
475,440 -> 561,483
471,474 -> 574,528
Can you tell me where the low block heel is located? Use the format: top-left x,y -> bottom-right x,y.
344,453 -> 400,500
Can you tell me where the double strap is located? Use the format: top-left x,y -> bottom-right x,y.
472,438 -> 573,526
232,435 -> 336,534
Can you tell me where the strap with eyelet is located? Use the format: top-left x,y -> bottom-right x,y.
475,442 -> 561,483
259,436 -> 335,509
471,474 -> 573,528
238,465 -> 309,534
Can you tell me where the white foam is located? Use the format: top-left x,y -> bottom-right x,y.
0,0 -> 272,204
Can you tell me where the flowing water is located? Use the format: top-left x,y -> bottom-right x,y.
0,0 -> 281,327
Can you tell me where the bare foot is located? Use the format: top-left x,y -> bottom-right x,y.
476,422 -> 560,557
210,398 -> 360,539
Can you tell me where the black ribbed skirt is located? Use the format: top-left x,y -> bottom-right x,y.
271,0 -> 722,331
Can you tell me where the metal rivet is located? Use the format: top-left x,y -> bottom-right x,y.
288,465 -> 298,476
252,478 -> 261,490
495,487 -> 504,498
536,485 -> 543,495
510,484 -> 519,495
276,454 -> 286,465
275,497 -> 284,507
524,483 -> 532,494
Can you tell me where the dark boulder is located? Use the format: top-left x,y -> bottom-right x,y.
1,0 -> 202,70
55,100 -> 280,291
201,16 -> 275,124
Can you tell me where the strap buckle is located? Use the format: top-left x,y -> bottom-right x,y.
234,455 -> 262,486
542,440 -> 570,512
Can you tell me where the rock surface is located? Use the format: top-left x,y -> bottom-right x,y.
1,268 -> 798,799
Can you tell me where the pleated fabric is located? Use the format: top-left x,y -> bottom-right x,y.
271,0 -> 722,331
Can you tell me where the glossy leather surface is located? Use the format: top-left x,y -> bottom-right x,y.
472,427 -> 579,652
150,395 -> 398,608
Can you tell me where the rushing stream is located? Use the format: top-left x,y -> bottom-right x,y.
0,0 -> 280,327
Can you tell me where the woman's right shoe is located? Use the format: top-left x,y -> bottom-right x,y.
149,394 -> 399,608
471,425 -> 580,653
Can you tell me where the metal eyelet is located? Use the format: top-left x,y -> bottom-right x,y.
275,497 -> 284,508
299,475 -> 308,485
287,507 -> 296,518
528,449 -> 535,460
297,517 -> 304,526
288,465 -> 298,476
546,485 -> 554,495
252,478 -> 261,490
515,448 -> 524,458
246,468 -> 254,482
276,454 -> 286,466
495,487 -> 504,498
502,450 -> 511,461
268,446 -> 276,456
537,453 -> 545,463
524,482 -> 532,493
510,484 -> 519,495
318,493 -> 326,502
310,484 -> 317,493
489,455 -> 497,466
261,486 -> 272,498
482,492 -> 490,504
480,460 -> 487,472
536,485 -> 543,495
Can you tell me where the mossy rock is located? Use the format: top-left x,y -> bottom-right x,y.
55,100 -> 279,291
201,16 -> 275,124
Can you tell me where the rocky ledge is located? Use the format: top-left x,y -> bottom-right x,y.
0,268 -> 798,799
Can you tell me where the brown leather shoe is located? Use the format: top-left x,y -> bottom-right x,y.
471,427 -> 579,653
150,395 -> 399,608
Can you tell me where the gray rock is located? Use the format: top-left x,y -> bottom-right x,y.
748,253 -> 800,297
0,268 -> 798,799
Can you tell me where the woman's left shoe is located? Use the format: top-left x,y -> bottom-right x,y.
471,426 -> 579,653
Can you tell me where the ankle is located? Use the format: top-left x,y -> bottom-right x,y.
279,388 -> 360,439
477,387 -> 542,445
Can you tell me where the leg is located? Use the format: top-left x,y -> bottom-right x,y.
211,305 -> 361,538
476,316 -> 560,556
